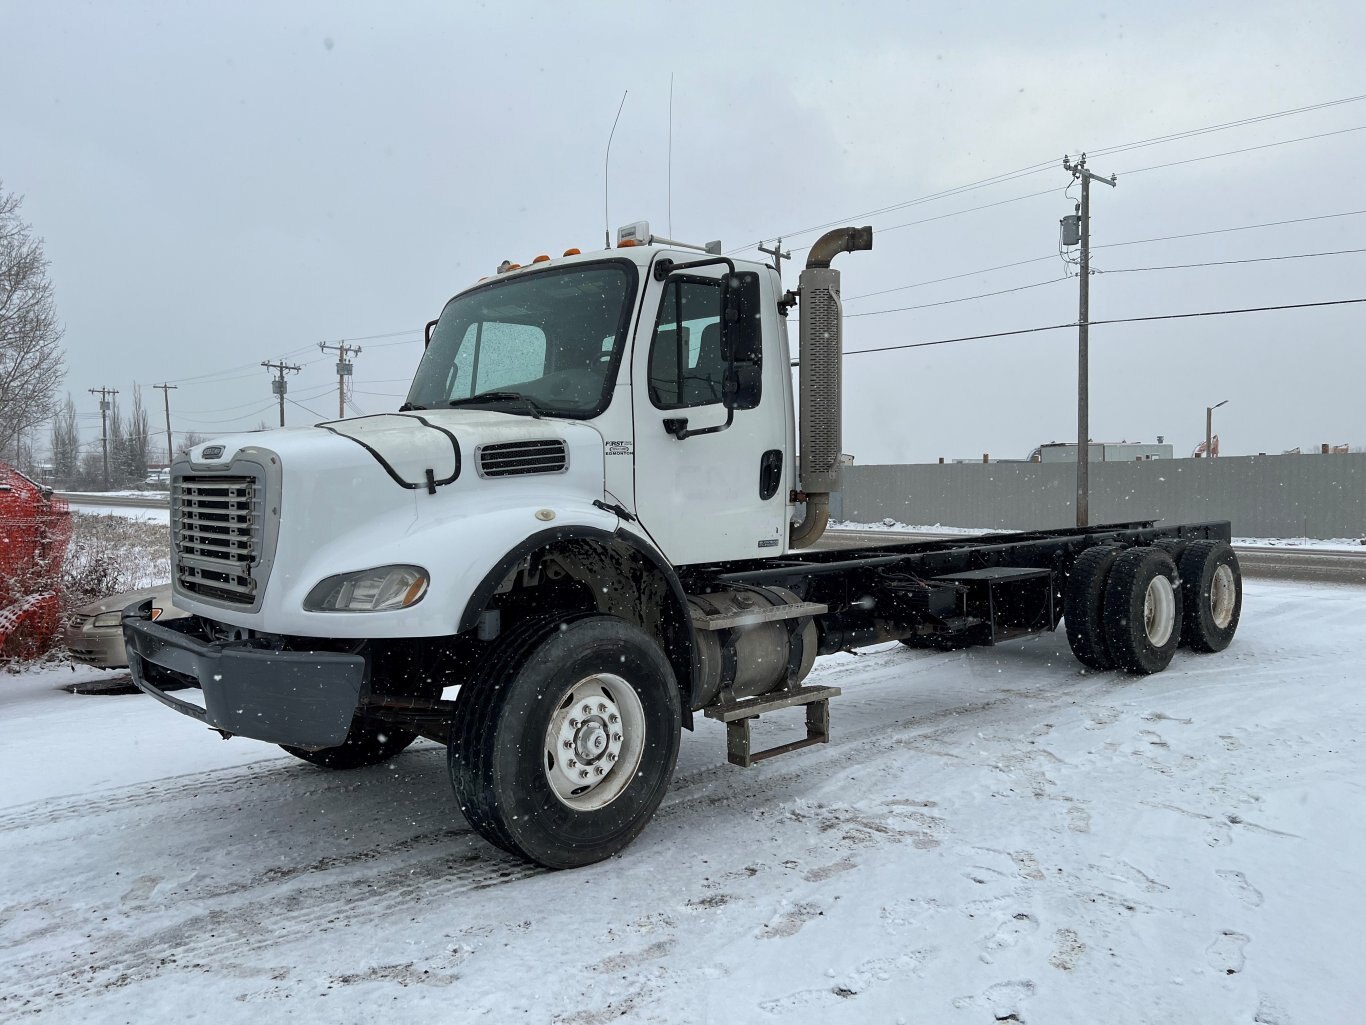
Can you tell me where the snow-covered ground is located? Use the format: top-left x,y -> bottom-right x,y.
2,578 -> 1364,1023
65,504 -> 169,525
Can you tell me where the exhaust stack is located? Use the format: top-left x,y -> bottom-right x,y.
789,226 -> 873,549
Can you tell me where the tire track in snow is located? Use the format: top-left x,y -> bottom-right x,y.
0,641 -> 1186,1016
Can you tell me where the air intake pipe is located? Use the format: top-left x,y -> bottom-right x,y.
789,225 -> 873,549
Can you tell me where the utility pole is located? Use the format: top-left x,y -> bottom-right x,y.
87,386 -> 119,489
153,383 -> 177,468
318,341 -> 361,419
1062,153 -> 1117,527
758,238 -> 792,286
261,359 -> 301,427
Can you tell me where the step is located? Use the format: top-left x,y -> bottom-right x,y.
702,684 -> 841,768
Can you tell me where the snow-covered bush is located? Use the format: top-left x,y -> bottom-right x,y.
59,514 -> 170,617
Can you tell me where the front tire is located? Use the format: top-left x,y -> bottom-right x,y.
449,616 -> 682,869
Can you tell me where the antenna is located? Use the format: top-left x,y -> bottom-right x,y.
668,72 -> 674,238
604,90 -> 628,249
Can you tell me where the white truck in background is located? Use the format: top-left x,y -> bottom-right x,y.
124,223 -> 1243,868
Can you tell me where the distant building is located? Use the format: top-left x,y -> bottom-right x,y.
1030,441 -> 1174,463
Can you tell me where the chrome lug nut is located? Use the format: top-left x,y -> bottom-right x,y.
607,752 -> 617,762
568,718 -> 579,729
562,739 -> 573,749
567,758 -> 578,768
594,766 -> 606,776
597,703 -> 607,713
608,713 -> 619,724
612,732 -> 622,743
579,769 -> 590,779
582,704 -> 592,715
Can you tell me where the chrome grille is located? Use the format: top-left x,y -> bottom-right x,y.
477,440 -> 568,478
173,476 -> 261,605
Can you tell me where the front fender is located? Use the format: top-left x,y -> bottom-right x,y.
456,521 -> 700,724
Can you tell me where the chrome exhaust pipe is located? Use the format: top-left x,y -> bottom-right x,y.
790,226 -> 872,549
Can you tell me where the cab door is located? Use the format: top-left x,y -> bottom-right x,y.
629,258 -> 787,565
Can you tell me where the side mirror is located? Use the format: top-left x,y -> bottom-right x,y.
720,271 -> 762,410
424,318 -> 438,349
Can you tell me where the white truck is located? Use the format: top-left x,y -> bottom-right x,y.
123,223 -> 1243,868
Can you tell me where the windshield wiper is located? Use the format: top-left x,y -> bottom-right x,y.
398,402 -> 427,412
447,391 -> 544,419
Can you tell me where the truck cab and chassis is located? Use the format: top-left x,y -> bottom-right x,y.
123,225 -> 1243,868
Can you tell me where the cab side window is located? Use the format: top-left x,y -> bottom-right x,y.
648,278 -> 728,409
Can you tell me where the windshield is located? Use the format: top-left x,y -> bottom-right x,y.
406,262 -> 636,419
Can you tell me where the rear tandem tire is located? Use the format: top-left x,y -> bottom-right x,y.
281,719 -> 417,770
1103,547 -> 1183,675
1065,545 -> 1123,671
1177,540 -> 1242,652
448,615 -> 682,869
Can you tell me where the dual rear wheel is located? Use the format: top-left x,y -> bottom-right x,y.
1065,540 -> 1241,674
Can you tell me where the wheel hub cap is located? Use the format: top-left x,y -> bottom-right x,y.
1143,575 -> 1176,647
544,673 -> 643,811
1210,563 -> 1236,628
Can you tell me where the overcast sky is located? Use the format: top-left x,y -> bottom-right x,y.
5,0 -> 1365,464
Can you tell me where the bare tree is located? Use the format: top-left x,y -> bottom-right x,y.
0,183 -> 65,462
175,431 -> 207,458
48,393 -> 80,483
114,385 -> 150,485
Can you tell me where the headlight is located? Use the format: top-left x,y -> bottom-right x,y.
91,611 -> 123,628
304,565 -> 429,613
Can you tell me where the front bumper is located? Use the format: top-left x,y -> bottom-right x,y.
64,621 -> 129,669
121,600 -> 366,749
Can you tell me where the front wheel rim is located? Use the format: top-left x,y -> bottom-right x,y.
1144,575 -> 1177,647
543,672 -> 645,811
1210,563 -> 1236,628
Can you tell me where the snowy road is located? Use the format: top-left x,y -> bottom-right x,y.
2,578 -> 1365,1023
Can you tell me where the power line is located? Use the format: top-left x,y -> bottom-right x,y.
175,384 -> 334,418
831,297 -> 1366,358
846,209 -> 1366,304
320,328 -> 419,343
845,249 -> 1365,323
162,343 -> 316,385
176,403 -> 283,427
846,253 -> 1058,302
786,188 -> 1059,257
791,123 -> 1366,261
731,92 -> 1366,253
286,396 -> 327,419
1089,297 -> 1366,329
846,277 -> 1068,319
1120,124 -> 1366,177
1096,208 -> 1366,251
1085,92 -> 1366,159
1097,247 -> 1366,275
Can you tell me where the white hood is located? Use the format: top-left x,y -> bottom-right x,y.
177,410 -> 619,638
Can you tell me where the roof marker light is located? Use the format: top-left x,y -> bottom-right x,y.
532,254 -> 550,263
563,248 -> 581,257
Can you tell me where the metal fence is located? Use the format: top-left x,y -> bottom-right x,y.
836,453 -> 1366,539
